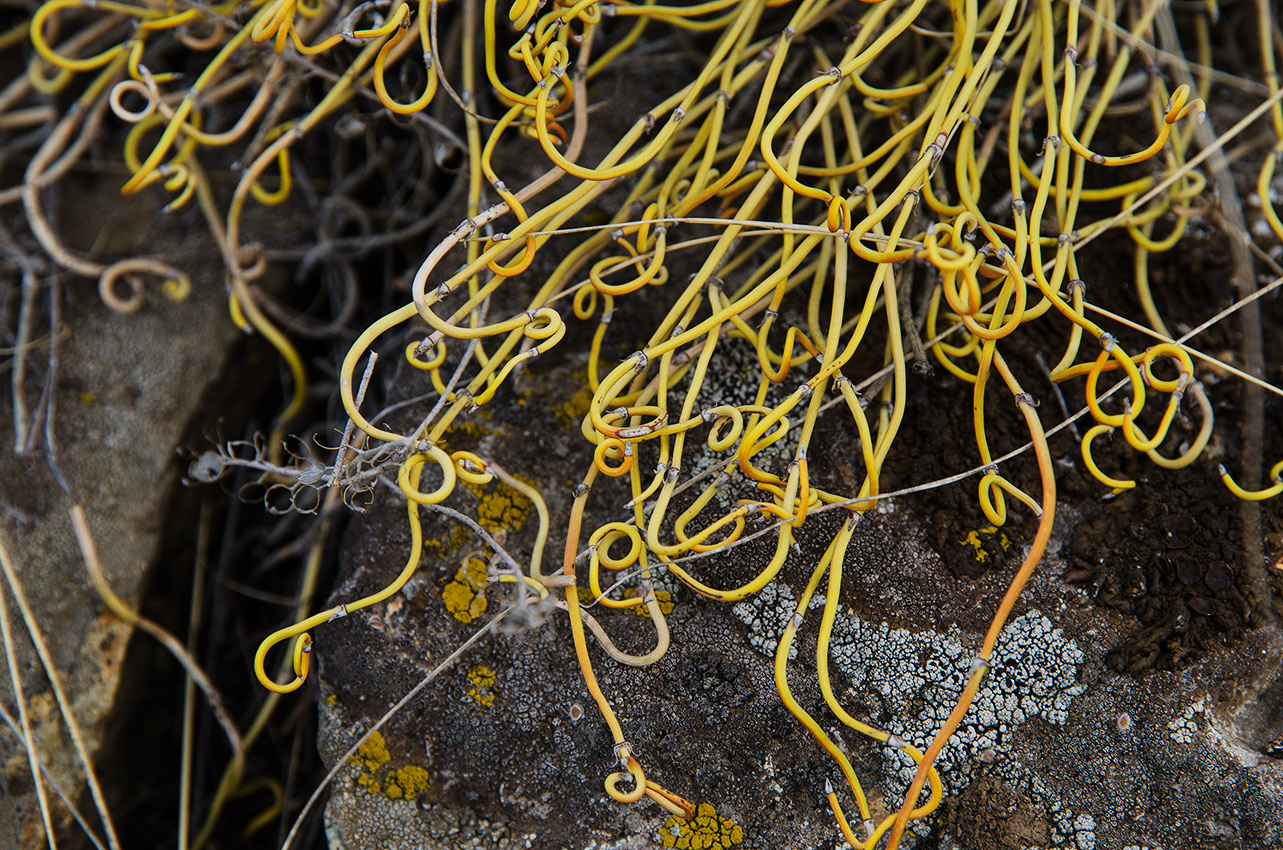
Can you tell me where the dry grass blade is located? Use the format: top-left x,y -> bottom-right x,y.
0,529 -> 120,850
68,505 -> 247,818
0,575 -> 57,850
0,701 -> 107,850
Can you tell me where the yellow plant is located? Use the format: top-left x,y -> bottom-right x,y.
9,0 -> 1283,848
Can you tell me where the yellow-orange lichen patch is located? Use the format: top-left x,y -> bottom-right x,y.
627,588 -> 676,617
467,477 -> 532,534
384,765 -> 430,799
958,525 -> 1011,563
442,557 -> 490,623
349,730 -> 391,773
465,664 -> 497,708
349,731 -> 392,793
348,731 -> 430,800
555,385 -> 594,428
657,802 -> 744,849
424,523 -> 468,553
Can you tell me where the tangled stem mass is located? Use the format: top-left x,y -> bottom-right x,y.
11,0 -> 1283,847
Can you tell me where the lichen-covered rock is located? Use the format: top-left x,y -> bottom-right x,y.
314,342 -> 1283,849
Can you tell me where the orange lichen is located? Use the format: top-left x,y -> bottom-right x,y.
384,765 -> 430,799
442,557 -> 490,623
959,525 -> 1011,563
465,664 -> 497,708
424,523 -> 471,553
555,385 -> 594,428
657,802 -> 744,849
468,478 -> 532,533
627,588 -> 676,617
349,731 -> 392,793
348,731 -> 430,799
349,730 -> 391,772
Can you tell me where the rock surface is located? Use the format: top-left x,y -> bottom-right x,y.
315,337 -> 1283,849
0,183 -> 242,848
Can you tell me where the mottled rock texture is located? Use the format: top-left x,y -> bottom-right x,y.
316,343 -> 1283,850
0,183 -> 241,849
